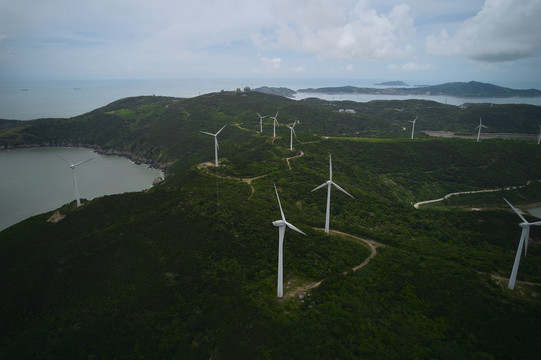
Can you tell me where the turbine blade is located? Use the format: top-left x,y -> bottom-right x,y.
312,182 -> 327,192
503,198 -> 528,223
332,181 -> 355,198
274,183 -> 286,222
73,158 -> 94,167
292,128 -> 297,138
200,131 -> 214,136
285,221 -> 306,236
216,124 -> 227,135
329,154 -> 333,181
529,221 -> 541,226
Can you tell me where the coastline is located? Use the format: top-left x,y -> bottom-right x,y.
0,143 -> 169,176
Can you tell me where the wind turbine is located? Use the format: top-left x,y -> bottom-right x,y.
503,198 -> 541,290
475,117 -> 487,142
537,125 -> 541,145
200,124 -> 227,167
257,113 -> 267,133
312,154 -> 354,235
410,116 -> 418,140
273,183 -> 306,298
58,156 -> 94,207
286,121 -> 297,151
269,111 -> 279,138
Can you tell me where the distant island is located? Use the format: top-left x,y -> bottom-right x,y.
374,81 -> 409,86
254,81 -> 541,98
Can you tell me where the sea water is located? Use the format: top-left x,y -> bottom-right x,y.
1,78 -> 541,120
0,147 -> 162,231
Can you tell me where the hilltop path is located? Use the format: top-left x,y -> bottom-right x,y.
283,229 -> 384,299
285,150 -> 304,170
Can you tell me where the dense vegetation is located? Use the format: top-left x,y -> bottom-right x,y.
1,91 -> 541,359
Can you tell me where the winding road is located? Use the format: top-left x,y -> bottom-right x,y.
413,181 -> 531,209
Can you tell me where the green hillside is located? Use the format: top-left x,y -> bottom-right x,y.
1,91 -> 541,359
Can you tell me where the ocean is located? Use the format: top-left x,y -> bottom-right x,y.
1,78 -> 541,120
0,147 -> 162,231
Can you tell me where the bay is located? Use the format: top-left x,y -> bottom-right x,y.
0,147 -> 163,231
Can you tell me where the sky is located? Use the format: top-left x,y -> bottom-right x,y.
1,0 -> 541,87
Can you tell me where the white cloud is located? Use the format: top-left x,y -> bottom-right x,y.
252,1 -> 416,60
290,65 -> 306,73
389,62 -> 434,72
426,0 -> 541,62
260,56 -> 282,70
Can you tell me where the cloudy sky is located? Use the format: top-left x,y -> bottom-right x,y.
1,0 -> 540,86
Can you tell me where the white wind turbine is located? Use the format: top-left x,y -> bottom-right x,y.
200,124 -> 227,167
537,125 -> 541,145
286,121 -> 297,151
475,117 -> 487,142
410,116 -> 418,140
269,111 -> 279,138
273,183 -> 306,298
312,154 -> 354,235
58,156 -> 94,207
257,113 -> 267,133
503,198 -> 541,290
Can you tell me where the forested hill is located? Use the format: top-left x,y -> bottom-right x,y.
1,90 -> 541,359
1,91 -> 541,174
258,80 -> 541,98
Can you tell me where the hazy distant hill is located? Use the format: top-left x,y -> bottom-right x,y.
253,86 -> 297,97
258,81 -> 541,98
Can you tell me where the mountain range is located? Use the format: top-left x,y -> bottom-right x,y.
255,80 -> 541,98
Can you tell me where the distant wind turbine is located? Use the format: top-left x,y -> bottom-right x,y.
503,198 -> 541,290
200,124 -> 227,167
257,113 -> 267,133
312,154 -> 354,235
269,111 -> 279,138
475,117 -> 487,142
58,156 -> 94,207
537,125 -> 541,145
286,121 -> 297,151
410,116 -> 418,140
273,183 -> 306,298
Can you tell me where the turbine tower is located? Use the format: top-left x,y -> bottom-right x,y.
200,124 -> 227,167
58,156 -> 94,207
503,198 -> 541,290
537,125 -> 541,145
312,154 -> 354,235
475,117 -> 487,142
257,113 -> 267,133
270,111 -> 279,138
273,183 -> 306,298
286,121 -> 297,151
410,116 -> 418,140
